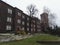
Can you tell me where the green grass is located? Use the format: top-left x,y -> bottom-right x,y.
0,34 -> 60,45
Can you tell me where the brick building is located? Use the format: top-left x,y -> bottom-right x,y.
13,7 -> 23,34
0,0 -> 41,34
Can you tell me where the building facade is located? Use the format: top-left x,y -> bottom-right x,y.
0,0 -> 41,34
0,0 -> 14,33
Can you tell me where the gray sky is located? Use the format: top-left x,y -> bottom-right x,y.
2,0 -> 60,26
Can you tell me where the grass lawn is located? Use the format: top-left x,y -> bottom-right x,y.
0,34 -> 60,45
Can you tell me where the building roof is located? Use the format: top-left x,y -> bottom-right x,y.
40,12 -> 48,16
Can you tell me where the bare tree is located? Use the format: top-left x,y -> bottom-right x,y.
48,13 -> 56,28
27,4 -> 38,17
26,4 -> 38,34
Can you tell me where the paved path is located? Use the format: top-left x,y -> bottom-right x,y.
0,33 -> 33,42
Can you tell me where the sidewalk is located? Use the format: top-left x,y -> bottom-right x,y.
0,33 -> 33,42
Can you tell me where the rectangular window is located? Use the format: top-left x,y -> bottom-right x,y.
27,23 -> 29,26
22,21 -> 24,25
17,19 -> 21,24
6,25 -> 11,30
27,28 -> 29,31
8,8 -> 12,14
22,16 -> 25,18
7,17 -> 11,22
27,17 -> 29,20
18,12 -> 21,16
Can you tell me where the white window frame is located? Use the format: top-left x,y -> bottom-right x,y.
6,25 -> 11,30
8,8 -> 12,14
7,17 -> 11,22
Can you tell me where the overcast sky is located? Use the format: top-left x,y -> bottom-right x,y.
2,0 -> 60,26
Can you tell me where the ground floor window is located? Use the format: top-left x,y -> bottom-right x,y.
6,25 -> 11,30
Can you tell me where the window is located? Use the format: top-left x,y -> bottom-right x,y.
18,12 -> 21,16
22,16 -> 25,18
27,28 -> 29,31
27,17 -> 29,20
22,27 -> 24,30
27,23 -> 29,26
7,17 -> 11,22
6,25 -> 11,30
8,8 -> 12,14
22,21 -> 24,25
17,19 -> 21,24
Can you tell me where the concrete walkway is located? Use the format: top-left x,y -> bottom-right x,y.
0,33 -> 33,42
